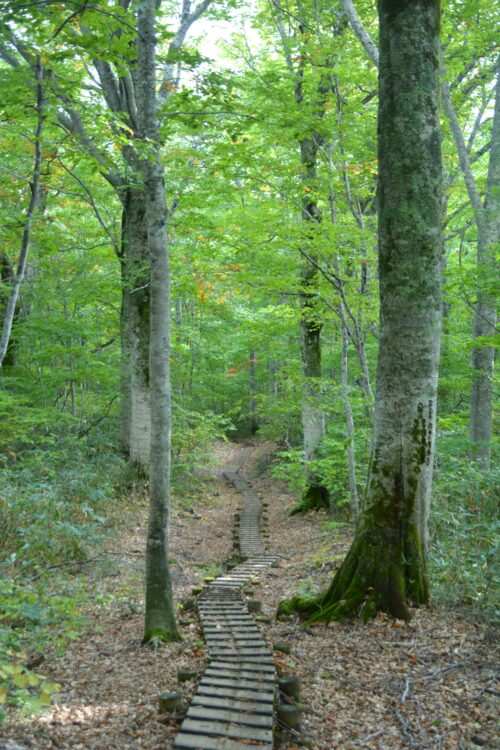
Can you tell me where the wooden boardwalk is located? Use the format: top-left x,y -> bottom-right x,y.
174,447 -> 278,750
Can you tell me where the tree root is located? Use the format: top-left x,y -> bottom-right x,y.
278,526 -> 427,623
289,483 -> 330,515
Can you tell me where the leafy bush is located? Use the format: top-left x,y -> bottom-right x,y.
0,436 -> 126,570
0,436 -> 126,722
171,406 -> 234,496
430,442 -> 499,616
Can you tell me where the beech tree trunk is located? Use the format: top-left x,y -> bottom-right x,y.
340,312 -> 359,521
469,67 -> 499,469
280,0 -> 442,622
296,134 -> 330,512
120,188 -> 151,469
249,350 -> 258,434
138,0 -> 179,644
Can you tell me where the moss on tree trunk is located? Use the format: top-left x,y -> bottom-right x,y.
280,0 -> 442,623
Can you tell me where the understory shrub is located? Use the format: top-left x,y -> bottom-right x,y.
0,434 -> 126,722
171,407 -> 234,498
430,439 -> 499,617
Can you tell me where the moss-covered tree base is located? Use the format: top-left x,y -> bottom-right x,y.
142,626 -> 181,646
289,483 -> 330,515
278,526 -> 429,623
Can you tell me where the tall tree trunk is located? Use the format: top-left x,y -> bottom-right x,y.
249,350 -> 258,434
295,134 -> 330,512
340,310 -> 359,521
269,359 -> 279,398
119,262 -> 131,456
469,66 -> 499,469
0,255 -> 20,367
120,188 -> 151,469
0,57 -> 44,369
138,0 -> 179,644
280,0 -> 442,622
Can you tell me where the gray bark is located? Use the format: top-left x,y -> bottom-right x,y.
299,167 -> 328,503
442,63 -> 500,469
343,0 -> 498,469
365,0 -> 442,605
340,0 -> 379,67
249,350 -> 258,434
468,66 -> 499,469
0,58 -> 44,369
273,6 -> 330,507
138,0 -> 179,643
284,0 -> 442,621
120,190 -> 151,469
340,308 -> 359,521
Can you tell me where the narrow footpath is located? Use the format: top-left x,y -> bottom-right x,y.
174,447 -> 278,750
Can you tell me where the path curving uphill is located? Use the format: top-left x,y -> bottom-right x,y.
174,447 -> 278,750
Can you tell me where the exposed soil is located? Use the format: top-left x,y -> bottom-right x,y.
1,440 -> 498,750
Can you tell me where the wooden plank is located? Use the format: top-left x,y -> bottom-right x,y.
187,705 -> 272,729
199,676 -> 274,692
192,695 -> 273,715
204,634 -> 263,642
204,668 -> 274,683
180,718 -> 272,743
208,661 -> 274,669
196,685 -> 272,703
209,648 -> 272,658
174,732 -> 272,750
205,634 -> 264,643
203,614 -> 254,633
203,631 -> 262,639
203,624 -> 261,632
208,660 -> 274,674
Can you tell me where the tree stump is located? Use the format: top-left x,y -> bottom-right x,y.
158,691 -> 182,714
177,669 -> 198,683
277,704 -> 301,732
279,675 -> 301,701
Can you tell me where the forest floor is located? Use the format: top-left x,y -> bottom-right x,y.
1,440 -> 498,750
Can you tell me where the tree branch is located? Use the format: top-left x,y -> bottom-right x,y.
0,57 -> 44,368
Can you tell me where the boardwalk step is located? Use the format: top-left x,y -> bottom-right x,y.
196,685 -> 273,703
175,732 -> 272,749
187,705 -> 272,728
179,718 -> 272,743
192,694 -> 273,714
174,448 -> 276,750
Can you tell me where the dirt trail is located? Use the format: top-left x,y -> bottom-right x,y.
1,439 -> 497,750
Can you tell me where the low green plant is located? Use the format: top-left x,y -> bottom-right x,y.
171,407 -> 234,497
0,434 -> 127,721
430,442 -> 499,617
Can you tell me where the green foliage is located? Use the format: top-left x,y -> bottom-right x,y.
430,444 -> 499,616
0,437 -> 126,721
0,644 -> 59,725
0,437 -> 126,568
171,407 -> 234,497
